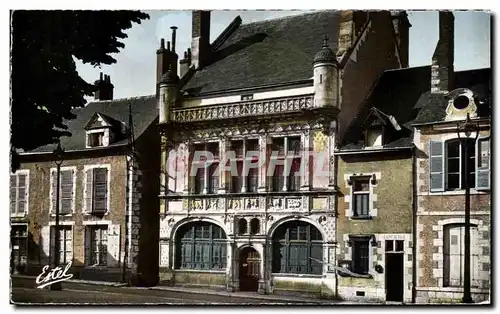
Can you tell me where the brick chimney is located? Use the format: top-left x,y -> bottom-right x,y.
94,73 -> 114,101
191,10 -> 211,69
391,11 -> 411,68
431,11 -> 455,93
156,26 -> 179,94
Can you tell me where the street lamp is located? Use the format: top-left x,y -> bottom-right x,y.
50,142 -> 65,291
456,113 -> 479,304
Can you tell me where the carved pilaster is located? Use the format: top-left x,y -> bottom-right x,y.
160,134 -> 168,196
328,120 -> 337,187
258,134 -> 269,192
183,140 -> 192,195
219,137 -> 229,194
301,129 -> 311,190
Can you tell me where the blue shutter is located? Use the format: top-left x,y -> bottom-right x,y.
429,141 -> 445,192
476,137 -> 490,190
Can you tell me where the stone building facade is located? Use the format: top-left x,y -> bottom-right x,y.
411,12 -> 491,303
10,76 -> 160,285
155,10 -> 408,297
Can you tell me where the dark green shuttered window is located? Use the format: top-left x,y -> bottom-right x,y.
272,221 -> 323,275
175,222 -> 227,270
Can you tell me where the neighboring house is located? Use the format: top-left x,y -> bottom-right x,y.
335,65 -> 430,303
156,10 -> 408,297
411,12 -> 491,303
10,74 -> 160,285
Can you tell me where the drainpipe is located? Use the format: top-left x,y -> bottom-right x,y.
411,146 -> 417,303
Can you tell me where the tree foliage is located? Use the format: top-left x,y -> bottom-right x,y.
10,10 -> 150,155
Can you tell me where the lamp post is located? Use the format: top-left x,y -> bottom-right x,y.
50,142 -> 65,291
456,113 -> 479,304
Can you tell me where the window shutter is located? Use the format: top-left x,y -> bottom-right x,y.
51,171 -> 57,214
60,170 -> 73,214
50,226 -> 56,265
84,227 -> 91,265
476,138 -> 490,190
10,175 -> 17,214
85,169 -> 94,213
41,226 -> 51,264
94,168 -> 108,213
429,141 -> 445,192
17,174 -> 27,215
107,225 -> 120,267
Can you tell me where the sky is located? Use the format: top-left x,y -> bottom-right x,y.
77,10 -> 492,100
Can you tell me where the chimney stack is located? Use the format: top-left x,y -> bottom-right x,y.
171,26 -> 178,53
336,10 -> 369,58
156,26 -> 179,95
191,10 -> 211,69
179,48 -> 192,78
431,11 -> 455,93
94,72 -> 114,101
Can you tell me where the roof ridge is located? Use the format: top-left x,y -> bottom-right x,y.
88,94 -> 155,104
240,10 -> 322,26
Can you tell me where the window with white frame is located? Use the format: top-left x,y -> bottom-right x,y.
430,137 -> 490,192
347,175 -> 374,219
443,224 -> 480,287
85,167 -> 109,214
87,131 -> 105,147
52,226 -> 73,265
88,226 -> 108,266
10,171 -> 29,217
51,168 -> 75,215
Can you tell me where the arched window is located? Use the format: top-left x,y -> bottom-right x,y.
272,221 -> 323,275
175,222 -> 227,270
238,218 -> 247,235
250,218 -> 260,235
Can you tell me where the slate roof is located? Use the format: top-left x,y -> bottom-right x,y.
339,66 -> 431,151
26,95 -> 157,153
183,11 -> 341,96
411,68 -> 492,125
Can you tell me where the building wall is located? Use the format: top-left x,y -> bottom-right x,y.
336,151 -> 414,302
158,113 -> 338,297
414,126 -> 491,303
14,153 -> 129,280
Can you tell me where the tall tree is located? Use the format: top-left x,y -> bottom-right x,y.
10,10 -> 150,158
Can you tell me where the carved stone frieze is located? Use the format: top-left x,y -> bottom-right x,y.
172,95 -> 313,123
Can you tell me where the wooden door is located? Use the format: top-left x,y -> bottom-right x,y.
239,247 -> 260,291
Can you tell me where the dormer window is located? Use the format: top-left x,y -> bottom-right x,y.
84,112 -> 125,149
88,132 -> 105,147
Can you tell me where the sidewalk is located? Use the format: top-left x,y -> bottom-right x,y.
11,274 -> 334,304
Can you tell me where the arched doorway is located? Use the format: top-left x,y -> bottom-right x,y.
239,247 -> 260,291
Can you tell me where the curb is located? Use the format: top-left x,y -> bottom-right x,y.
12,275 -> 126,287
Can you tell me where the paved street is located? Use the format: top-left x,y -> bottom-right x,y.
11,276 -> 328,305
